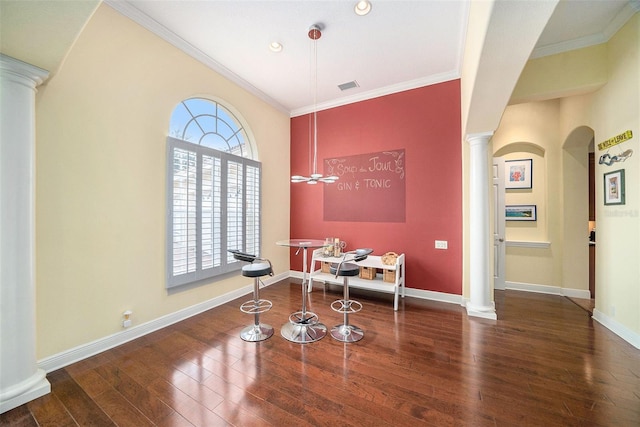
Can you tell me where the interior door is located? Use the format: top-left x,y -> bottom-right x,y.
493,157 -> 506,290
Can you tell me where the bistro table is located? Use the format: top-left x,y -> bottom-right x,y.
277,239 -> 330,343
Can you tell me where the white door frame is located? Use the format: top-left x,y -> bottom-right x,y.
493,157 -> 506,290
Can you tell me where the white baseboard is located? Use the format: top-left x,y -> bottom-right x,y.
505,281 -> 591,299
37,272 -> 287,373
592,309 -> 640,349
36,272 -> 608,374
404,287 -> 463,305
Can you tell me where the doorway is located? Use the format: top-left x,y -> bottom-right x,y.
588,151 -> 595,298
562,127 -> 595,303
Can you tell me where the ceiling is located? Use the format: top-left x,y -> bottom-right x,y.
107,0 -> 637,116
2,1 -> 638,116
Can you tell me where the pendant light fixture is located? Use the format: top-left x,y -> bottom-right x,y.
291,24 -> 339,185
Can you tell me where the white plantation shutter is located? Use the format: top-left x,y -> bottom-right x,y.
166,98 -> 260,289
226,160 -> 243,264
245,164 -> 260,256
171,148 -> 197,277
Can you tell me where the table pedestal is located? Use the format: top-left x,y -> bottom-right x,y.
277,239 -> 328,343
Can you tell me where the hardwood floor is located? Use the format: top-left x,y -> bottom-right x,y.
2,281 -> 639,426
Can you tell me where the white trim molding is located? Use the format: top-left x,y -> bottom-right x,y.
38,272 -> 287,373
404,287 -> 463,306
593,309 -> 640,350
505,240 -> 551,249
505,281 -> 591,299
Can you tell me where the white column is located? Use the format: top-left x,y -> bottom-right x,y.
0,54 -> 50,414
466,132 -> 497,320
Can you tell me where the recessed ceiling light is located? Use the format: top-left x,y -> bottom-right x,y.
269,41 -> 283,52
354,0 -> 372,16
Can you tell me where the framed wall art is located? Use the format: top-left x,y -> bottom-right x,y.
604,169 -> 625,205
505,158 -> 533,189
506,205 -> 537,221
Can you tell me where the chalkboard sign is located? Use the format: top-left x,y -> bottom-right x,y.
323,149 -> 405,222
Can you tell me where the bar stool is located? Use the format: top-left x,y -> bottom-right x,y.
229,250 -> 274,342
329,248 -> 373,343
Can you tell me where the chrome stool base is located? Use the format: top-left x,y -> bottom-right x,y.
329,253 -> 373,344
240,323 -> 274,342
281,321 -> 327,343
331,324 -> 364,343
228,251 -> 274,343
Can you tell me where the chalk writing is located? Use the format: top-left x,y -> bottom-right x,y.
324,149 -> 406,222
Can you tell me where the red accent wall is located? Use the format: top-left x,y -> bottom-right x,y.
290,80 -> 462,295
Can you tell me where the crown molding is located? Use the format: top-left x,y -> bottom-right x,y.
291,70 -> 460,117
104,0 -> 289,114
531,3 -> 639,59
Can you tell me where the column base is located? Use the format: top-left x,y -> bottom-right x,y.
466,303 -> 497,320
0,369 -> 50,414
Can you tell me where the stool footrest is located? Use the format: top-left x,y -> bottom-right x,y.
331,299 -> 362,314
240,299 -> 272,314
288,310 -> 320,326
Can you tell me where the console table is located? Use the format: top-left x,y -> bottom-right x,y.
309,249 -> 405,311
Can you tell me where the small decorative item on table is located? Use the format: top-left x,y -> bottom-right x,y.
321,261 -> 332,273
323,238 -> 334,256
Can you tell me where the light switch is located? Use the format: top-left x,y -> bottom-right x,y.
435,240 -> 448,249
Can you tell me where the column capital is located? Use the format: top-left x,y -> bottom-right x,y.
466,131 -> 494,146
0,54 -> 49,88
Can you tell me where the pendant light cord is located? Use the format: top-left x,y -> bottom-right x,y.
312,31 -> 318,175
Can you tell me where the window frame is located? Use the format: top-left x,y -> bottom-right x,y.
166,99 -> 261,289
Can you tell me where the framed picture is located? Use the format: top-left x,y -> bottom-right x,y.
505,159 -> 533,189
506,205 -> 537,221
604,169 -> 625,205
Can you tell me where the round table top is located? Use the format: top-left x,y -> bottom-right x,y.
276,239 -> 329,248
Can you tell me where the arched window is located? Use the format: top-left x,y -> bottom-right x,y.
167,98 -> 261,288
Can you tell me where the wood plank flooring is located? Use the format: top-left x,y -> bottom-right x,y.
2,280 -> 639,426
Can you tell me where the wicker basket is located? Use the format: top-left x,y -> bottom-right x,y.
359,266 -> 377,280
381,252 -> 399,266
321,261 -> 332,273
383,269 -> 396,283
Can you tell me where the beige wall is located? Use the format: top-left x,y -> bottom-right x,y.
493,100 -> 565,289
511,43 -> 607,104
589,14 -> 639,334
35,4 -> 290,358
496,14 -> 640,339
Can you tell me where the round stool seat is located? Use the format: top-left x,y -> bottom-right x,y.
330,262 -> 360,277
242,262 -> 272,278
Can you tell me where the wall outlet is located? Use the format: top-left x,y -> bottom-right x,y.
435,240 -> 448,249
122,310 -> 133,328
